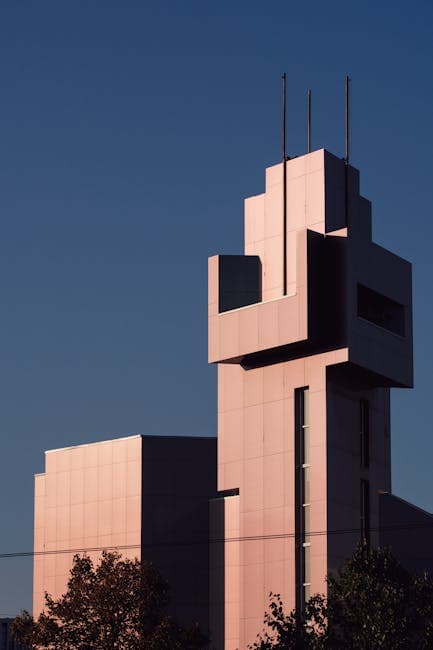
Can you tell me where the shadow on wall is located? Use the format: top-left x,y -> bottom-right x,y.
379,493 -> 433,575
209,496 -> 226,649
140,436 -> 218,635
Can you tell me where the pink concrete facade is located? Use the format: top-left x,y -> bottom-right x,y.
32,147 -> 416,648
33,434 -> 217,632
208,149 -> 413,648
211,350 -> 348,648
33,436 -> 143,617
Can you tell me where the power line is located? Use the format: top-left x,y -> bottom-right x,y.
1,519 -> 433,560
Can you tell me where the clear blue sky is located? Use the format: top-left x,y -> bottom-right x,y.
0,1 -> 432,615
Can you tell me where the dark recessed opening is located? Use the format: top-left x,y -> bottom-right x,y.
357,284 -> 405,337
218,255 -> 261,313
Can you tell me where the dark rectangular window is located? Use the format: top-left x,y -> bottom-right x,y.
218,255 -> 262,312
357,284 -> 405,337
360,479 -> 370,546
295,387 -> 310,612
360,400 -> 370,468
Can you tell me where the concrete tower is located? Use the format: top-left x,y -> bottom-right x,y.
208,149 -> 413,649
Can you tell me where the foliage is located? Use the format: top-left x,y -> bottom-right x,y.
248,544 -> 433,649
11,550 -> 207,650
248,592 -> 327,649
325,543 -> 433,648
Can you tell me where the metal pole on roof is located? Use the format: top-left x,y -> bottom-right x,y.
345,75 -> 350,164
282,73 -> 287,295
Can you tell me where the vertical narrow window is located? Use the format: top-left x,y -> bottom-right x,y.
360,479 -> 370,546
360,399 -> 370,468
295,387 -> 310,612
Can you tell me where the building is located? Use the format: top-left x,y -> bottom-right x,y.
33,434 -> 216,632
0,618 -> 28,650
207,148 -> 432,649
33,145 -> 433,650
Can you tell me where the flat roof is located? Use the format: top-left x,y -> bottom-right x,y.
45,433 -> 216,454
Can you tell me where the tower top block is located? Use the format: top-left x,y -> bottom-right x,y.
208,149 -> 413,388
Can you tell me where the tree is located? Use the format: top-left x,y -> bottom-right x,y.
325,543 -> 433,648
248,592 -> 327,650
249,544 -> 433,649
11,551 -> 207,650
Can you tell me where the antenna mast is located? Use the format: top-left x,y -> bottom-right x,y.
307,89 -> 312,153
345,75 -> 350,164
282,73 -> 287,295
344,75 -> 351,227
